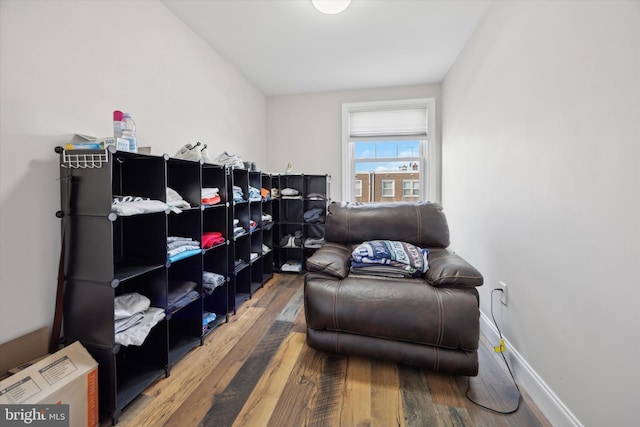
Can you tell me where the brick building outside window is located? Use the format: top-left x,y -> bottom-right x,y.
355,163 -> 420,203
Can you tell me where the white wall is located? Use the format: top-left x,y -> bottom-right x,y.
442,1 -> 640,426
0,0 -> 266,344
266,84 -> 440,201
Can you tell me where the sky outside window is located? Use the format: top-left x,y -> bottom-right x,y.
354,140 -> 421,172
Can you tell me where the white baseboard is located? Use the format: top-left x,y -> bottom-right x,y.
479,312 -> 583,427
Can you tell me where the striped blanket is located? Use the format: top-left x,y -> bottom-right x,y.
351,240 -> 429,278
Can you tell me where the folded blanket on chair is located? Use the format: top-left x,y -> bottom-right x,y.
349,264 -> 416,278
351,240 -> 429,276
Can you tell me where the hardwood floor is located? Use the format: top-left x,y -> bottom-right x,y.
103,274 -> 551,427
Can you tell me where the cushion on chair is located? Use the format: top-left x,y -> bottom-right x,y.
324,201 -> 450,248
304,273 -> 480,351
426,249 -> 483,288
305,242 -> 351,279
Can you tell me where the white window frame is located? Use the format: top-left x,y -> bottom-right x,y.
381,180 -> 395,198
403,179 -> 420,197
342,98 -> 439,203
354,179 -> 362,198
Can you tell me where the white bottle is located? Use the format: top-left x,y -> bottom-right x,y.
122,113 -> 137,153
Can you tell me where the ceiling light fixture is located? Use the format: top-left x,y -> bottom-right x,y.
312,0 -> 351,15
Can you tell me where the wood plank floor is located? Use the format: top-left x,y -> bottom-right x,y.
102,274 -> 551,427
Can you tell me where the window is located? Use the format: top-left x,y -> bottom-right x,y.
403,180 -> 420,197
354,180 -> 362,198
381,180 -> 395,197
342,98 -> 438,203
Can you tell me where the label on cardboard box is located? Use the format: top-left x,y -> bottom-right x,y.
39,356 -> 77,386
0,376 -> 42,403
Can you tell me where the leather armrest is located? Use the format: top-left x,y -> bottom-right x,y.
305,242 -> 351,279
426,249 -> 483,287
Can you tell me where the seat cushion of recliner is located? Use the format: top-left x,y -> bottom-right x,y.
304,273 -> 480,352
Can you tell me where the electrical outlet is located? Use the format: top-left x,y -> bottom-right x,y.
499,281 -> 508,305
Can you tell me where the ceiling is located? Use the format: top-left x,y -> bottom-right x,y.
161,0 -> 492,96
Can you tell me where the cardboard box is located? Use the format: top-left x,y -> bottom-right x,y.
100,137 -> 130,151
0,327 -> 49,380
7,354 -> 51,375
0,341 -> 99,427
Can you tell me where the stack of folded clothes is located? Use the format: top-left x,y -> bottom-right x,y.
303,207 -> 325,223
233,219 -> 246,238
202,311 -> 217,334
203,271 -> 225,294
114,293 -> 165,346
167,281 -> 200,314
306,192 -> 326,200
202,188 -> 221,206
167,236 -> 201,263
281,259 -> 302,273
280,230 -> 303,248
111,196 -> 168,216
280,188 -> 302,199
233,186 -> 245,203
261,188 -> 270,201
248,186 -> 261,201
202,231 -> 224,248
167,187 -> 191,212
350,240 -> 430,278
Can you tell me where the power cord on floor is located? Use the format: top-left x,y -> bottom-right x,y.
465,288 -> 522,414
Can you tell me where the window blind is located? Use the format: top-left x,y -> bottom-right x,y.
349,108 -> 427,138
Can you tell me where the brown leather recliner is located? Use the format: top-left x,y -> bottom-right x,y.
304,201 -> 483,376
